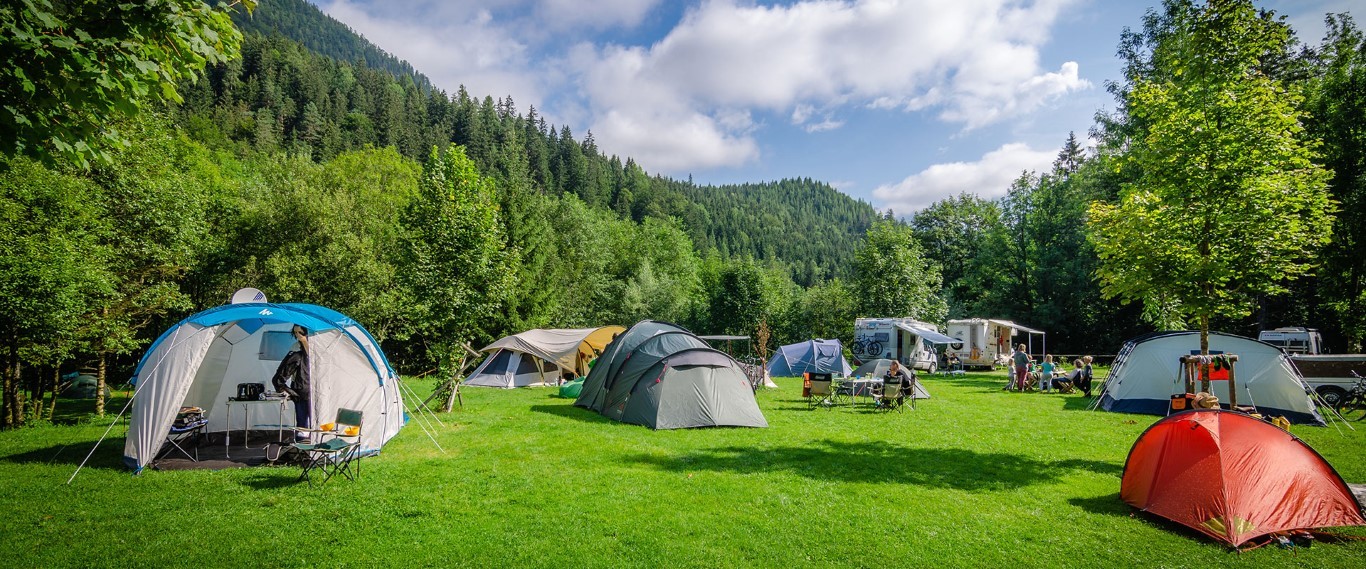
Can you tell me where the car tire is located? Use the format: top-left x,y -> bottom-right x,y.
1317,386 -> 1348,409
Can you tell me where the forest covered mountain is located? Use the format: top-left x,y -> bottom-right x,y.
208,0 -> 881,285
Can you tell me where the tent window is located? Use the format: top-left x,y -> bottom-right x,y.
258,330 -> 297,361
485,350 -> 514,374
514,354 -> 542,374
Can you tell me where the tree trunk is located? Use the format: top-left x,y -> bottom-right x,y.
12,359 -> 23,427
95,353 -> 107,417
47,366 -> 59,421
26,364 -> 46,422
2,341 -> 14,429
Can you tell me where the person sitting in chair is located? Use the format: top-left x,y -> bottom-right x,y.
884,361 -> 913,408
271,325 -> 312,441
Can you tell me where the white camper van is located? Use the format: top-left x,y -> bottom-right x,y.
852,318 -> 957,373
1257,327 -> 1323,355
945,318 -> 1047,370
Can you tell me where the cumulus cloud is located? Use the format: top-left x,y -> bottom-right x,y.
872,143 -> 1059,214
317,1 -> 543,104
575,0 -> 1090,174
315,0 -> 1091,176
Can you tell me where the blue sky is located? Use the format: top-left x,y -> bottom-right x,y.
309,0 -> 1359,214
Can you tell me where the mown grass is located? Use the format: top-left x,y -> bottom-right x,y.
1,371 -> 1364,568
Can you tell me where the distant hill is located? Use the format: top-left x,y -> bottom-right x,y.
232,0 -> 433,92
196,0 -> 882,285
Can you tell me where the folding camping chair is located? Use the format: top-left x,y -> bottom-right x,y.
154,407 -> 207,463
806,373 -> 836,409
872,379 -> 906,414
155,416 -> 208,463
1054,371 -> 1077,394
290,408 -> 363,486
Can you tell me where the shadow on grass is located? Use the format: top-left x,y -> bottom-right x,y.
529,403 -> 614,424
1061,395 -> 1102,411
240,472 -> 304,490
1068,492 -> 1131,517
1,439 -> 128,470
622,440 -> 1120,491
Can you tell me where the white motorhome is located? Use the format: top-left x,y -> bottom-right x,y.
1258,327 -> 1323,355
852,318 -> 957,373
945,318 -> 1047,370
1258,327 -> 1366,407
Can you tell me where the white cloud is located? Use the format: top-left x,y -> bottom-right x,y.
316,1 -> 543,104
314,0 -> 1092,177
537,0 -> 660,30
576,0 -> 1090,174
872,143 -> 1058,214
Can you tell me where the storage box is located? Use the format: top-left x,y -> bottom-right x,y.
1170,393 -> 1196,412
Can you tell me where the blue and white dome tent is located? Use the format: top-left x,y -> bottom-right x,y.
124,301 -> 404,472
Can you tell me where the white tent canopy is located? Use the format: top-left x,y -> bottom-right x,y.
123,303 -> 404,472
466,326 -> 624,388
1095,331 -> 1324,425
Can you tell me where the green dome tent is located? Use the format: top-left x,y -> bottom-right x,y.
574,320 -> 767,429
62,373 -> 109,399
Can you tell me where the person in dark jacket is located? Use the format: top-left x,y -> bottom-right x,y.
883,361 -> 913,408
271,325 -> 311,438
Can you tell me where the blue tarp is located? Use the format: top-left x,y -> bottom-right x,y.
767,339 -> 853,377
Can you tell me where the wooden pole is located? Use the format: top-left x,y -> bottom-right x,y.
1225,355 -> 1239,410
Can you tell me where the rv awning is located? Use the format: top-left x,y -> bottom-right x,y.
989,320 -> 1045,336
894,323 -> 959,344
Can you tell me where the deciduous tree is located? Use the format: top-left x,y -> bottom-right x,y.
1088,0 -> 1334,353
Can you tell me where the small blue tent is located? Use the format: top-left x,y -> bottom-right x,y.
767,339 -> 853,377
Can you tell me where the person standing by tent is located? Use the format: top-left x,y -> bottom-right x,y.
1078,355 -> 1094,398
272,325 -> 312,440
1012,344 -> 1030,391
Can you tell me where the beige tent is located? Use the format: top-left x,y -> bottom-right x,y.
465,326 -> 625,388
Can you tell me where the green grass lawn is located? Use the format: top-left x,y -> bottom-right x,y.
2,371 -> 1364,568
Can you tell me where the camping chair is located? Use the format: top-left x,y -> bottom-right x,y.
806,373 -> 835,409
290,408 -> 363,486
1054,371 -> 1077,394
873,379 -> 906,414
155,415 -> 208,463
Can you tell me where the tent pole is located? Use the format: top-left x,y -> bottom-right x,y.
395,378 -> 446,452
398,376 -> 446,429
67,395 -> 136,484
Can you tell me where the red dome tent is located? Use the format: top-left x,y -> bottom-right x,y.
1121,409 -> 1364,547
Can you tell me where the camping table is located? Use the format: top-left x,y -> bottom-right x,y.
224,398 -> 289,458
839,378 -> 883,406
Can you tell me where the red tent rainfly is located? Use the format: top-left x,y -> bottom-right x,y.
1120,409 -> 1366,548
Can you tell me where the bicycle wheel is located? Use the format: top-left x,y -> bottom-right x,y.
867,341 -> 883,356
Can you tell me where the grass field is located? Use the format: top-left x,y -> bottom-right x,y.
2,371 -> 1364,568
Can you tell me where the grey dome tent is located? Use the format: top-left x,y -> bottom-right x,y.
1095,331 -> 1324,425
767,339 -> 853,377
574,320 -> 768,429
850,359 -> 932,400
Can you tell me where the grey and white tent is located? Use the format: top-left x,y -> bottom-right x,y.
574,320 -> 767,429
1096,331 -> 1324,425
767,339 -> 853,377
465,326 -> 624,388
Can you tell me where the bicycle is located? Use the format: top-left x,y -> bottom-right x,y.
1331,370 -> 1366,420
851,336 -> 882,357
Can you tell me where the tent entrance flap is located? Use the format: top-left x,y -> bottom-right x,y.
894,323 -> 958,344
